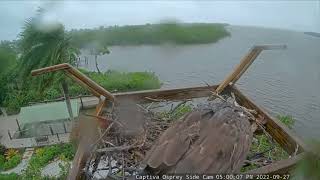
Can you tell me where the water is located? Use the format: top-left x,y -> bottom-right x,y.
81,25 -> 320,139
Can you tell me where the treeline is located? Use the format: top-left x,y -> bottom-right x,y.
69,23 -> 230,48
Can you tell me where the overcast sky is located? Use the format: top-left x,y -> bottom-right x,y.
0,0 -> 319,41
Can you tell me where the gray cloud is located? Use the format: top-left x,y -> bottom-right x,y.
0,0 -> 319,40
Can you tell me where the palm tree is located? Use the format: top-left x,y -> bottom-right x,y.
18,9 -> 79,120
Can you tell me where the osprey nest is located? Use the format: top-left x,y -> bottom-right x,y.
83,93 -> 280,179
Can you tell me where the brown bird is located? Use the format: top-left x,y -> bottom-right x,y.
143,101 -> 253,174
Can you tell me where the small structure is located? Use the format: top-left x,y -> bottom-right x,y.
17,100 -> 80,138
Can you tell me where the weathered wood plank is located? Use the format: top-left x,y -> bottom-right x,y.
31,63 -> 70,76
31,63 -> 115,102
216,48 -> 262,94
246,153 -> 304,174
114,85 -> 218,103
64,72 -> 101,97
231,86 -> 307,154
66,67 -> 115,102
215,45 -> 286,94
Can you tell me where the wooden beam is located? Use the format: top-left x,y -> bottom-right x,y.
66,67 -> 115,102
246,153 -> 304,174
68,116 -> 100,180
31,63 -> 70,76
64,72 -> 101,97
31,63 -> 115,102
231,86 -> 307,154
215,44 -> 286,94
231,49 -> 262,84
216,48 -> 261,94
114,85 -> 218,103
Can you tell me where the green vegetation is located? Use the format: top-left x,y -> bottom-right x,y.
20,143 -> 75,180
157,103 -> 193,122
2,69 -> 160,114
0,148 -> 23,171
0,173 -> 20,180
0,10 -> 161,115
0,41 -> 17,105
0,154 -> 22,171
69,22 -> 230,48
278,115 -> 295,129
241,115 -> 295,172
0,143 -> 75,180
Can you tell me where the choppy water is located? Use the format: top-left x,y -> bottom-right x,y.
81,25 -> 320,139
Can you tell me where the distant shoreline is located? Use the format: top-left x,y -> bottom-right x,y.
304,32 -> 320,38
69,23 -> 231,48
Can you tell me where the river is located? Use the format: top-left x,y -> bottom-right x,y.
81,25 -> 320,139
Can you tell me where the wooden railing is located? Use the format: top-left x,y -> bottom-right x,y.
31,63 -> 116,180
215,44 -> 286,94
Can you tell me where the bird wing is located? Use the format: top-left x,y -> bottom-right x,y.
172,106 -> 252,173
144,111 -> 202,171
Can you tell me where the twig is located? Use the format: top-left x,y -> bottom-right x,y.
293,144 -> 299,156
96,144 -> 137,153
91,123 -> 114,149
102,140 -> 116,147
96,139 -> 146,153
248,146 -> 275,160
146,102 -> 154,111
210,91 -> 226,101
231,92 -> 257,115
136,104 -> 149,113
145,97 -> 166,102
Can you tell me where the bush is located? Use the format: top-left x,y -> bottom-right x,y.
59,143 -> 76,161
0,144 -> 6,155
2,154 -> 22,170
0,154 -> 22,171
0,173 -> 20,180
0,155 -> 5,169
4,149 -> 18,160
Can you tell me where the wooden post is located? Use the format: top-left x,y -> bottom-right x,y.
61,80 -> 74,121
63,122 -> 67,133
16,119 -> 21,131
215,44 -> 286,94
80,97 -> 84,109
56,133 -> 60,141
7,130 -> 12,140
49,125 -> 54,135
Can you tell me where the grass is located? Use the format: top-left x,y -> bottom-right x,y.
0,173 -> 20,180
82,70 -> 161,92
69,22 -> 230,48
157,103 -> 193,122
241,115 -> 295,172
2,69 -> 161,115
